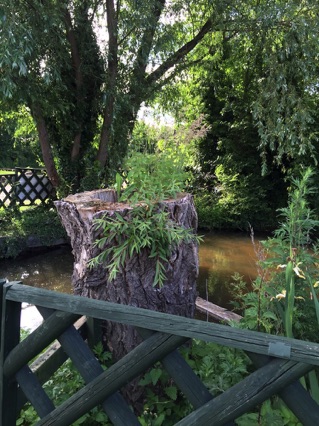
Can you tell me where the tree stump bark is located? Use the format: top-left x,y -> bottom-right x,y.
54,189 -> 199,359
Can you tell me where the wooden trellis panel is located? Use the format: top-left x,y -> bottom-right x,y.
1,281 -> 319,425
0,168 -> 54,207
0,172 -> 15,207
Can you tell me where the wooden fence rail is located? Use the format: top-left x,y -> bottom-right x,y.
0,168 -> 54,207
1,280 -> 319,425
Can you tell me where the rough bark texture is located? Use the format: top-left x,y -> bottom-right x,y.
54,189 -> 199,362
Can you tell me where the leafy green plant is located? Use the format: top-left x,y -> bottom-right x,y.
89,153 -> 200,287
259,168 -> 319,341
230,167 -> 319,420
138,364 -> 191,426
183,340 -> 251,396
120,152 -> 189,202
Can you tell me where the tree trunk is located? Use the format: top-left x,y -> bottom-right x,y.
31,103 -> 60,188
55,189 -> 198,404
55,188 -> 198,326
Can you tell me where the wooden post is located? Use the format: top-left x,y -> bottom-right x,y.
0,281 -> 21,425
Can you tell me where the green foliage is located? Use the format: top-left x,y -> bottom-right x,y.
89,153 -> 200,287
0,205 -> 67,259
194,193 -> 224,230
0,105 -> 40,168
237,399 -> 302,426
121,152 -> 189,203
251,4 -> 319,168
0,0 -> 222,192
139,364 -> 191,426
261,168 -> 319,341
184,340 -> 250,396
231,273 -> 281,335
230,168 -> 319,420
232,168 -> 319,341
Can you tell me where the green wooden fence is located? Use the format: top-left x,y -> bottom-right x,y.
1,279 -> 319,425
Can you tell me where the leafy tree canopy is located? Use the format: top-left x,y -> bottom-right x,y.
1,0 -> 319,198
0,0 -> 223,192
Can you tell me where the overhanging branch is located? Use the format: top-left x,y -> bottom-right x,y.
146,18 -> 213,87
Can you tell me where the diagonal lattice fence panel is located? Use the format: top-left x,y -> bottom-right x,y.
1,281 -> 319,426
0,172 -> 16,207
0,168 -> 55,207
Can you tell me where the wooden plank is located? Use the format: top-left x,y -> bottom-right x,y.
196,297 -> 242,323
136,328 -> 238,426
17,315 -> 88,410
6,283 -> 319,367
37,332 -> 188,426
176,358 -> 313,426
86,316 -> 103,349
4,309 -> 80,377
38,306 -> 140,426
16,365 -> 55,417
17,345 -> 68,413
0,287 -> 21,426
248,352 -> 319,425
137,328 -> 214,408
278,379 -> 319,426
0,279 -> 6,342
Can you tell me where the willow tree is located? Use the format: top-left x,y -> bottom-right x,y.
0,0 -> 225,192
172,0 -> 319,229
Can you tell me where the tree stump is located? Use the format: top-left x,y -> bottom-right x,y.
54,188 -> 199,359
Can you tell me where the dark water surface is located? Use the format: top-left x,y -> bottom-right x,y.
0,245 -> 74,293
0,232 -> 263,308
197,232 -> 259,309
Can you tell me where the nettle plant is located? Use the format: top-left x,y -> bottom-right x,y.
89,152 -> 200,287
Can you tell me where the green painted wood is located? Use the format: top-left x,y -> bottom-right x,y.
3,281 -> 319,425
278,378 -> 319,426
0,279 -> 6,343
137,328 -> 235,426
37,332 -> 188,426
6,283 -> 319,367
16,365 -> 55,417
86,316 -> 103,349
0,280 -> 7,422
17,312 -> 88,410
137,328 -> 215,409
17,345 -> 68,412
4,309 -> 80,377
176,358 -> 313,426
248,352 -> 319,426
38,306 -> 140,426
0,290 -> 21,426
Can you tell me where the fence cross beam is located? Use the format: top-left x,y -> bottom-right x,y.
37,332 -> 188,426
177,358 -> 313,426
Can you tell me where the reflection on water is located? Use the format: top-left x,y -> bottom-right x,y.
0,246 -> 74,294
197,232 -> 261,309
0,232 -> 265,309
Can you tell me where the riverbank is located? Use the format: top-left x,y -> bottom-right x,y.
0,205 -> 68,259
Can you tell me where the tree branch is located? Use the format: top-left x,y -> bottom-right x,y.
97,0 -> 118,167
64,8 -> 84,161
131,0 -> 166,83
146,18 -> 213,87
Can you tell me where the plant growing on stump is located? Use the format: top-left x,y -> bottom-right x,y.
89,152 -> 201,287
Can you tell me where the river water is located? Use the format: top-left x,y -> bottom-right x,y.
0,232 -> 263,312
